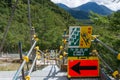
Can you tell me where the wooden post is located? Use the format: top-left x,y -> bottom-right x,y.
18,42 -> 25,80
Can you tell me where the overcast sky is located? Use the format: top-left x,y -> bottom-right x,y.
51,0 -> 120,11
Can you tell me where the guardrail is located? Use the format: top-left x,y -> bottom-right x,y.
25,47 -> 45,80
56,30 -> 68,71
92,36 -> 120,60
92,36 -> 120,79
12,35 -> 39,80
100,68 -> 111,80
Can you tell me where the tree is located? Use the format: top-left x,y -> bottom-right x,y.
90,12 -> 109,27
109,12 -> 120,30
4,0 -> 12,7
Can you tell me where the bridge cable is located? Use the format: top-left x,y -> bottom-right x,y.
93,38 -> 115,72
0,0 -> 19,54
28,56 -> 37,76
93,38 -> 120,78
95,38 -> 118,55
27,0 -> 33,46
98,54 -> 114,72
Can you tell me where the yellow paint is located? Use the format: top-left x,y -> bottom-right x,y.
33,35 -> 37,38
34,46 -> 39,51
91,35 -> 100,40
92,50 -> 98,56
23,56 -> 29,62
68,56 -> 99,60
112,70 -> 119,78
80,26 -> 92,48
63,51 -> 67,56
92,50 -> 97,53
62,39 -> 67,44
35,38 -> 39,41
33,35 -> 39,41
59,55 -> 63,59
36,51 -> 40,55
117,53 -> 120,60
68,75 -> 71,78
25,75 -> 30,80
60,46 -> 63,50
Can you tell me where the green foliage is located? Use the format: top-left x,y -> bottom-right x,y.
90,12 -> 120,71
109,12 -> 120,30
90,12 -> 109,26
90,11 -> 120,30
0,0 -> 76,52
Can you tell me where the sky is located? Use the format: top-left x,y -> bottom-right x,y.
51,0 -> 120,11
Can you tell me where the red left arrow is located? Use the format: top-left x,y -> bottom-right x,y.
71,62 -> 97,74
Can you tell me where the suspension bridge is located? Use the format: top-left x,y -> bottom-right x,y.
0,0 -> 120,80
0,26 -> 120,80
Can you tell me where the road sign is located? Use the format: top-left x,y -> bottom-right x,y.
68,48 -> 90,56
68,26 -> 80,48
68,57 -> 99,78
50,50 -> 56,59
80,26 -> 92,48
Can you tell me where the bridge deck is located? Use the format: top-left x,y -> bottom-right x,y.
31,65 -> 67,80
0,71 -> 16,80
0,64 -> 100,80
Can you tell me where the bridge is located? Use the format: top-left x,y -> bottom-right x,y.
0,25 -> 120,80
0,26 -> 118,80
0,0 -> 120,80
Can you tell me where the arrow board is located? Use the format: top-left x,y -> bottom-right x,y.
68,58 -> 99,77
71,62 -> 97,74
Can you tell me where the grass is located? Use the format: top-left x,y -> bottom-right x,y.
0,60 -> 47,71
0,63 -> 20,71
0,60 -> 31,71
0,60 -> 21,71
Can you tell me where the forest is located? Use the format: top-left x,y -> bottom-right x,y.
0,1 -> 120,70
0,0 -> 76,52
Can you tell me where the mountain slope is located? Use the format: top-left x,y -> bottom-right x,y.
57,3 -> 89,19
57,2 -> 113,19
0,0 -> 76,51
57,3 -> 70,10
68,9 -> 89,19
73,2 -> 113,15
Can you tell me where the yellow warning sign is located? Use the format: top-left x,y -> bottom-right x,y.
80,26 -> 92,48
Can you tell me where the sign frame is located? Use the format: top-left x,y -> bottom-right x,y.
67,57 -> 99,78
